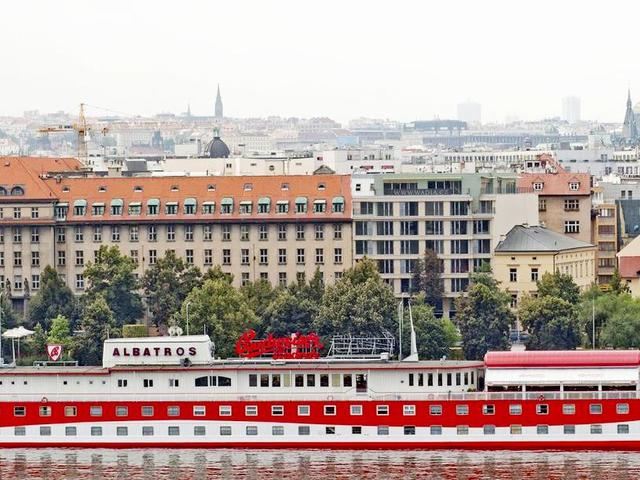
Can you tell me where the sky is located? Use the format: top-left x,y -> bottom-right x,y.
2,0 -> 640,123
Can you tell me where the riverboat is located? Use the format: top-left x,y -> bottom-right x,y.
1,333 -> 639,449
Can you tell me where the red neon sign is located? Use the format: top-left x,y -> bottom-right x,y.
235,330 -> 323,359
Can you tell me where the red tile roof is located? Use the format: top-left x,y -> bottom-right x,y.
618,256 -> 640,278
517,171 -> 591,196
0,157 -> 83,202
44,174 -> 352,222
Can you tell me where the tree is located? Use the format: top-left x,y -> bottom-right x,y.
24,323 -> 48,362
47,315 -> 73,358
240,279 -> 279,325
454,272 -> 514,360
519,295 -> 581,350
411,249 -> 443,307
141,251 -> 202,327
402,297 -> 459,360
73,295 -> 119,365
83,246 -> 143,326
176,279 -> 259,358
0,291 -> 17,331
27,266 -> 76,330
314,258 -> 397,338
202,265 -> 233,284
536,272 -> 580,305
609,268 -> 630,295
581,293 -> 640,348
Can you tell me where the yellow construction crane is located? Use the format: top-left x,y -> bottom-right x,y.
38,103 -> 109,167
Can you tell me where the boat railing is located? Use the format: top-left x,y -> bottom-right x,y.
367,390 -> 640,402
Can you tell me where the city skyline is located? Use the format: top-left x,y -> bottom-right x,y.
2,0 -> 640,123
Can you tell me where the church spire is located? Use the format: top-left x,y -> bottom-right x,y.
215,84 -> 223,119
623,89 -> 638,143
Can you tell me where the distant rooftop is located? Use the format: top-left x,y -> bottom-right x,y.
495,225 -> 594,253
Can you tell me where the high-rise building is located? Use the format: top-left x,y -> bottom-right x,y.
622,89 -> 637,142
456,101 -> 481,126
215,85 -> 224,119
561,96 -> 581,123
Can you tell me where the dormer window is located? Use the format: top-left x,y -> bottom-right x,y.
133,186 -> 143,192
62,186 -> 70,193
243,183 -> 253,192
569,182 -> 580,191
98,186 -> 107,192
207,184 -> 216,192
281,183 -> 289,191
10,186 -> 25,196
532,182 -> 544,191
318,183 -> 326,191
170,185 -> 179,192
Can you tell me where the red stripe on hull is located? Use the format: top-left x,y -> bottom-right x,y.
1,441 -> 640,451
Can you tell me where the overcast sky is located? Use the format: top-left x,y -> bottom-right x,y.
2,0 -> 639,123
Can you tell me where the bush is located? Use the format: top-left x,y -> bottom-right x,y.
122,324 -> 149,338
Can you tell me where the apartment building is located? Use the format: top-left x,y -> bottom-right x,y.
494,225 -> 596,307
517,170 -> 592,244
0,157 -> 352,312
351,173 -> 538,317
590,188 -> 618,285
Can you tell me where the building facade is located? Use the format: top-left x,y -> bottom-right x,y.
493,225 -> 596,306
0,158 -> 352,313
352,173 -> 538,317
517,170 -> 592,244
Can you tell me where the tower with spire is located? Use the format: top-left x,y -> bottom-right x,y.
215,84 -> 223,119
622,89 -> 638,143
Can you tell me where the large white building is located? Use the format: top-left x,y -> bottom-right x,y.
562,96 -> 581,124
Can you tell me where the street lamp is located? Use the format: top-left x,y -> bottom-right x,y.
185,301 -> 191,336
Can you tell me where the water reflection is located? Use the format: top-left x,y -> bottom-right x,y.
1,449 -> 639,479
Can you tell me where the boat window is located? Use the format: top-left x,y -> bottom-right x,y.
66,426 -> 77,436
249,374 -> 257,387
417,373 -> 424,386
563,404 -> 575,415
331,374 -> 341,387
272,426 -> 285,436
455,373 -> 461,385
430,426 -> 442,435
427,373 -> 433,387
509,404 -> 522,415
246,426 -> 258,436
377,405 -> 389,416
90,406 -> 102,417
142,406 -> 154,417
590,424 -> 603,434
377,426 -> 390,435
91,426 -> 103,436
117,379 -> 128,387
298,426 -> 311,436
219,406 -> 232,416
326,426 -> 336,435
617,403 -> 630,415
429,405 -> 442,416
272,374 -> 281,387
483,425 -> 495,435
349,426 -> 361,435
307,374 -> 316,387
142,426 -> 154,436
482,404 -> 495,415
194,426 -> 206,436
40,426 -> 51,436
343,374 -> 353,387
446,373 -> 452,386
143,379 -> 153,388
220,426 -> 232,436
457,425 -> 469,435
272,405 -> 284,416
351,405 -> 363,416
618,424 -> 630,434
324,405 -> 336,416
403,426 -> 416,435
320,374 -> 329,387
168,426 -> 180,436
590,404 -> 602,415
245,406 -> 258,416
195,375 -> 232,387
167,406 -> 180,417
403,405 -> 416,416
564,425 -> 576,435
456,405 -> 468,416
295,374 -> 304,387
193,406 -> 206,416
464,373 -> 469,385
14,427 -> 26,436
298,405 -> 310,416
356,374 -> 368,393
116,406 -> 128,417
261,374 -> 269,387
536,404 -> 549,415
409,373 -> 414,386
510,425 -> 522,435
117,427 -> 128,436
537,425 -> 549,434
39,406 -> 52,417
437,373 -> 443,386
64,406 -> 77,417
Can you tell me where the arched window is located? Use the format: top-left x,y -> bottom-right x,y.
10,186 -> 24,196
0,186 -> 7,196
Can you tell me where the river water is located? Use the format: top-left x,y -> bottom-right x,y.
0,449 -> 638,479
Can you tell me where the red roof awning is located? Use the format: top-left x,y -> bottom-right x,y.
485,350 -> 640,368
